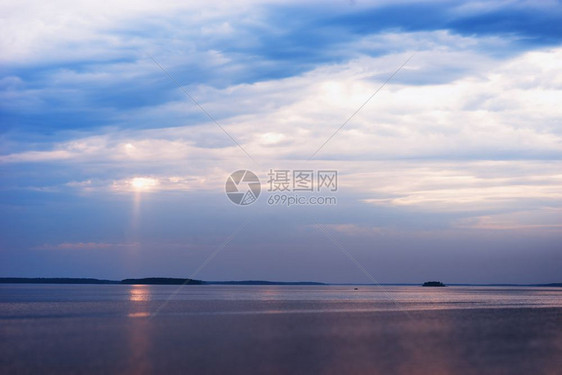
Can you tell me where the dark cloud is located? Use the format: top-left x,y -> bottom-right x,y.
3,1 -> 561,136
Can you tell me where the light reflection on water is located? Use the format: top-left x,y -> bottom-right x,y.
120,284 -> 562,312
128,312 -> 151,318
2,285 -> 562,314
1,285 -> 561,374
129,285 -> 151,302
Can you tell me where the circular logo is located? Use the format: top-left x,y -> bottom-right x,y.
225,170 -> 261,205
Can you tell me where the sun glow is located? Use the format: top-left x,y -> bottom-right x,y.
130,177 -> 159,191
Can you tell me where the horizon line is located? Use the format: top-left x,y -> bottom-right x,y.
1,277 -> 561,287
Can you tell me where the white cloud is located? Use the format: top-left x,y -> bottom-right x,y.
2,30 -> 562,231
357,160 -> 562,211
455,207 -> 562,230
4,43 -> 562,165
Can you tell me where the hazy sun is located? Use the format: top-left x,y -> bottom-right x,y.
130,177 -> 159,191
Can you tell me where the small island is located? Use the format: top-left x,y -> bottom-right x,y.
422,281 -> 446,287
120,277 -> 203,285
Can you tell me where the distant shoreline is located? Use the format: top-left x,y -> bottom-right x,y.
0,277 -> 560,287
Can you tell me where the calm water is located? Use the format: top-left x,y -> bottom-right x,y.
1,285 -> 561,374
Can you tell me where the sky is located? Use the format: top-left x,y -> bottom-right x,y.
1,0 -> 561,283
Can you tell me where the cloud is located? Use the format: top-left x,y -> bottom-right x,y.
331,1 -> 562,44
310,223 -> 386,236
3,0 -> 561,138
5,42 -> 561,163
35,242 -> 138,250
358,160 -> 562,212
455,207 -> 562,230
2,42 -> 562,230
110,175 -> 207,193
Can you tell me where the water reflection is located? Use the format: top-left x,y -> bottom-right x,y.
128,312 -> 150,318
129,285 -> 151,302
2,285 -> 559,373
126,285 -> 152,375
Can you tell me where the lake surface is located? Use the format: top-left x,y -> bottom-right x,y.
1,285 -> 561,374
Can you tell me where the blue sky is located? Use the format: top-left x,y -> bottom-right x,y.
1,0 -> 561,283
